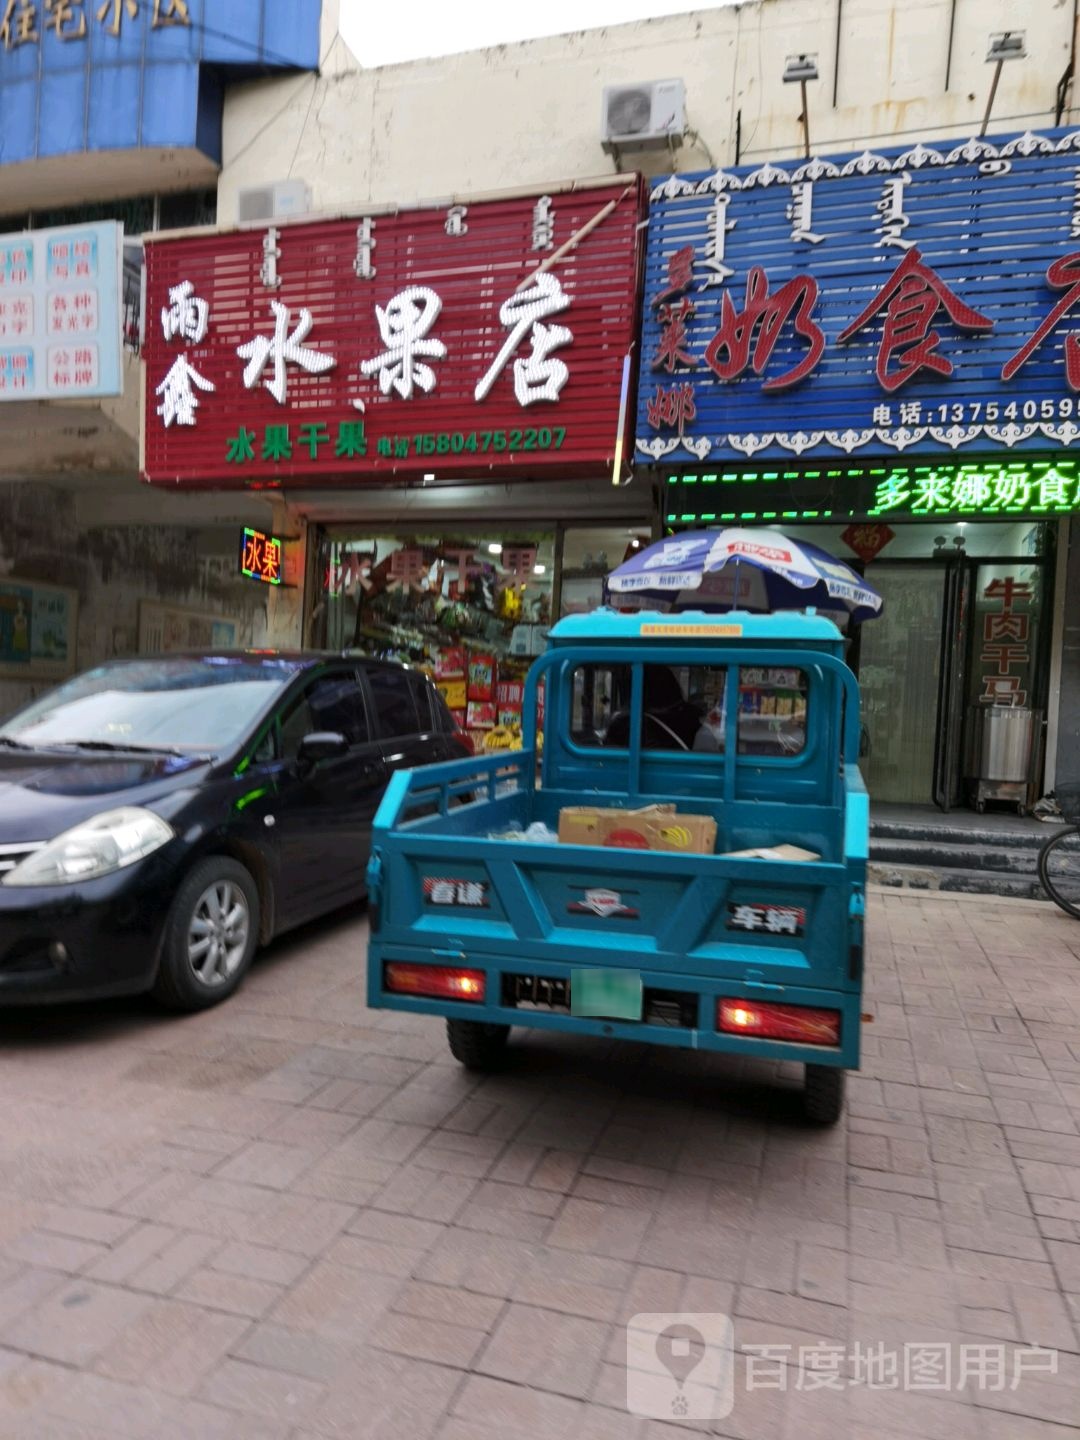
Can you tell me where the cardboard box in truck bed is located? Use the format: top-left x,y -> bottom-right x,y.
558,804 -> 717,855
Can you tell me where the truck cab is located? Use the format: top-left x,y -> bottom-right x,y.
366,609 -> 867,1123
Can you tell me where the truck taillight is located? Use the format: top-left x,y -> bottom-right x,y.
385,962 -> 485,1002
717,998 -> 840,1046
456,728 -> 475,755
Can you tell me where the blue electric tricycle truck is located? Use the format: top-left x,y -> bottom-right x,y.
366,609 -> 867,1124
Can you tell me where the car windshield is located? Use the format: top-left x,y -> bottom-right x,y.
0,656 -> 305,754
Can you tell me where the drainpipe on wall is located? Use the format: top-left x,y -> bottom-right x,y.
1056,0 -> 1080,124
833,0 -> 842,108
944,0 -> 957,91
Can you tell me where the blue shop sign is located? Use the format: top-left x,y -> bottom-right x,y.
0,0 -> 321,170
636,127 -> 1080,465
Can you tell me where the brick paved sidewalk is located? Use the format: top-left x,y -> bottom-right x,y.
0,889 -> 1076,1438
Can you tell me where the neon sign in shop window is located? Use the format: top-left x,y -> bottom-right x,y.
240,528 -> 283,585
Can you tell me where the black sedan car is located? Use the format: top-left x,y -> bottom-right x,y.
0,652 -> 470,1009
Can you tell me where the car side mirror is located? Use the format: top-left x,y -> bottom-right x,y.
296,731 -> 348,772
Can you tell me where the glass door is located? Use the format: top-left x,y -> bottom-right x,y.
858,563 -> 946,805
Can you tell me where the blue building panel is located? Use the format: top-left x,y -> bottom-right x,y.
141,62 -> 200,149
86,63 -> 142,153
0,0 -> 321,169
636,127 -> 1080,465
37,69 -> 87,157
0,78 -> 37,160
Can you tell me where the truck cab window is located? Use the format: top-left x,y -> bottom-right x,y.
737,668 -> 809,756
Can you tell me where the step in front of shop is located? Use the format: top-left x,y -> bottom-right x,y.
869,817 -> 1050,900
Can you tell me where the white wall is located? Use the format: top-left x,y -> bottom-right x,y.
219,0 -> 1077,221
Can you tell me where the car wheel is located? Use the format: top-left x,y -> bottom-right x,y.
446,1018 -> 510,1070
803,1064 -> 845,1125
153,857 -> 260,1011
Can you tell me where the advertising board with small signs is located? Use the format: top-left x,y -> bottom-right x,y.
0,221 -> 122,402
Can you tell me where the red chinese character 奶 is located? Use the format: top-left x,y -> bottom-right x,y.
703,265 -> 825,393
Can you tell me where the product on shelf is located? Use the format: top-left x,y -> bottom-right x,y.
467,700 -> 497,729
436,646 -> 465,680
467,653 -> 495,702
437,678 -> 467,711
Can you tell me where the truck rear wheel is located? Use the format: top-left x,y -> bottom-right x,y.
804,1065 -> 845,1125
447,1018 -> 510,1070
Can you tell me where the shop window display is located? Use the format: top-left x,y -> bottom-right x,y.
560,527 -> 653,616
324,535 -> 553,753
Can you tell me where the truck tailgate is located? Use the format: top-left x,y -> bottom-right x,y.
372,831 -> 855,990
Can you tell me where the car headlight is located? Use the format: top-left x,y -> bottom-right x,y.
3,807 -> 174,887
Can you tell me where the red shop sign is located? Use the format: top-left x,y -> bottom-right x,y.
142,181 -> 645,487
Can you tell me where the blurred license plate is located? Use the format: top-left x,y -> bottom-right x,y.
571,968 -> 642,1020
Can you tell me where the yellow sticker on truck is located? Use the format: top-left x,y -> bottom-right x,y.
639,623 -> 743,637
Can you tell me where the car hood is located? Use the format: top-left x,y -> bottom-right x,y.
0,750 -> 213,843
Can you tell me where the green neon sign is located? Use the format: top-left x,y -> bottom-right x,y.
665,460 -> 1080,524
867,461 -> 1078,517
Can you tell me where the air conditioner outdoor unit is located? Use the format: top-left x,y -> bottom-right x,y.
601,79 -> 685,152
236,179 -> 312,224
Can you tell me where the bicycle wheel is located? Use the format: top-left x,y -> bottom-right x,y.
1038,826 -> 1080,918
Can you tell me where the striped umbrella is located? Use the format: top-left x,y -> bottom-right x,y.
606,528 -> 883,623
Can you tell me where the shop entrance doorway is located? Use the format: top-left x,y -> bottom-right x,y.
855,534 -> 1052,810
856,564 -> 944,805
747,520 -> 1055,812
